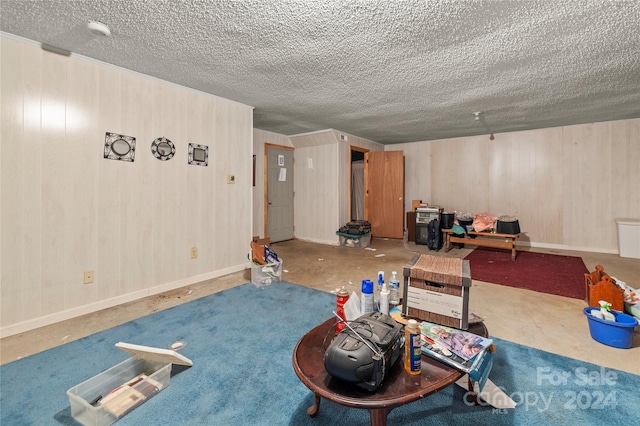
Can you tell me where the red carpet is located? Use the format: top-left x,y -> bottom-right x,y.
464,247 -> 589,299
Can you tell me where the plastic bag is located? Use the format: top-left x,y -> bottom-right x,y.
472,213 -> 497,233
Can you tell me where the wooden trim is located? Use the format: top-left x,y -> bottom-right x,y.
252,154 -> 256,187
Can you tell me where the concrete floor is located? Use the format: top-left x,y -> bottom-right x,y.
2,238 -> 639,375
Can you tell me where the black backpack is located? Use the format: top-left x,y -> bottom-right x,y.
427,219 -> 442,251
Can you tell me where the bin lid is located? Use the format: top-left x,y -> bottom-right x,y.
115,342 -> 193,366
614,218 -> 640,226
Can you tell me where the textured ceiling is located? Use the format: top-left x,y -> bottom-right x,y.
1,0 -> 639,144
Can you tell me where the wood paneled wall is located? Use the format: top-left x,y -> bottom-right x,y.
1,36 -> 253,336
395,120 -> 640,253
390,141 -> 432,218
288,130 -> 382,244
290,130 -> 341,244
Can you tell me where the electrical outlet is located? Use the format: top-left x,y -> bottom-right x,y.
84,270 -> 94,284
226,174 -> 235,184
191,247 -> 198,259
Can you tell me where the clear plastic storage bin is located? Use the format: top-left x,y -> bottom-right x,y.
67,343 -> 192,426
251,260 -> 282,287
337,232 -> 371,248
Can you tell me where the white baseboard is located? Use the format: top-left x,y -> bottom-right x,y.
0,264 -> 247,339
294,236 -> 340,246
296,236 -> 620,254
520,241 -> 618,254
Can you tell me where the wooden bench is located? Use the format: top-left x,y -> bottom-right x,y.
442,228 -> 520,260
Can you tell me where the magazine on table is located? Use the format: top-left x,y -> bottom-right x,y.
419,321 -> 495,391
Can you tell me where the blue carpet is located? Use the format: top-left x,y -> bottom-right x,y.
1,281 -> 638,425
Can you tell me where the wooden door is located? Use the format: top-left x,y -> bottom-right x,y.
364,151 -> 404,238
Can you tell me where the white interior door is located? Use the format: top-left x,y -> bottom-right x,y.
266,145 -> 295,242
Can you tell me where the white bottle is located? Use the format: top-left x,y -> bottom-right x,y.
389,271 -> 400,305
379,281 -> 390,315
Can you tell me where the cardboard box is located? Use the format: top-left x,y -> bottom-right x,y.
336,232 -> 371,248
251,259 -> 282,287
67,343 -> 192,426
252,236 -> 271,245
411,200 -> 422,211
402,254 -> 471,329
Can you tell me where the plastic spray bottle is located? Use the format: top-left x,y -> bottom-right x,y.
361,279 -> 374,314
379,281 -> 390,315
389,271 -> 400,305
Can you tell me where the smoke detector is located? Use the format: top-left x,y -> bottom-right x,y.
87,21 -> 111,37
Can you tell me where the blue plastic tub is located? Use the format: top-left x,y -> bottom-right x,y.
583,307 -> 638,349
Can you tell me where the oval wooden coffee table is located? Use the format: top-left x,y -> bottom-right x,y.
292,317 -> 488,426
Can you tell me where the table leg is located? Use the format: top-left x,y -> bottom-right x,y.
368,407 -> 391,426
444,233 -> 452,252
511,243 -> 516,261
467,377 -> 479,405
307,393 -> 321,417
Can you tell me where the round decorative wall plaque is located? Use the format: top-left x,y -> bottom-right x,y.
151,137 -> 176,161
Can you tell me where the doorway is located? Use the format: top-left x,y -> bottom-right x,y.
350,147 -> 368,221
265,144 -> 295,242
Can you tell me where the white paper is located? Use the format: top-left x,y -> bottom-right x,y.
406,280 -> 465,319
278,154 -> 285,166
307,157 -> 313,169
278,168 -> 287,181
344,291 -> 361,321
455,375 -> 516,409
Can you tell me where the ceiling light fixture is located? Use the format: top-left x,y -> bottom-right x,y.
87,21 -> 111,37
473,111 -> 482,121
